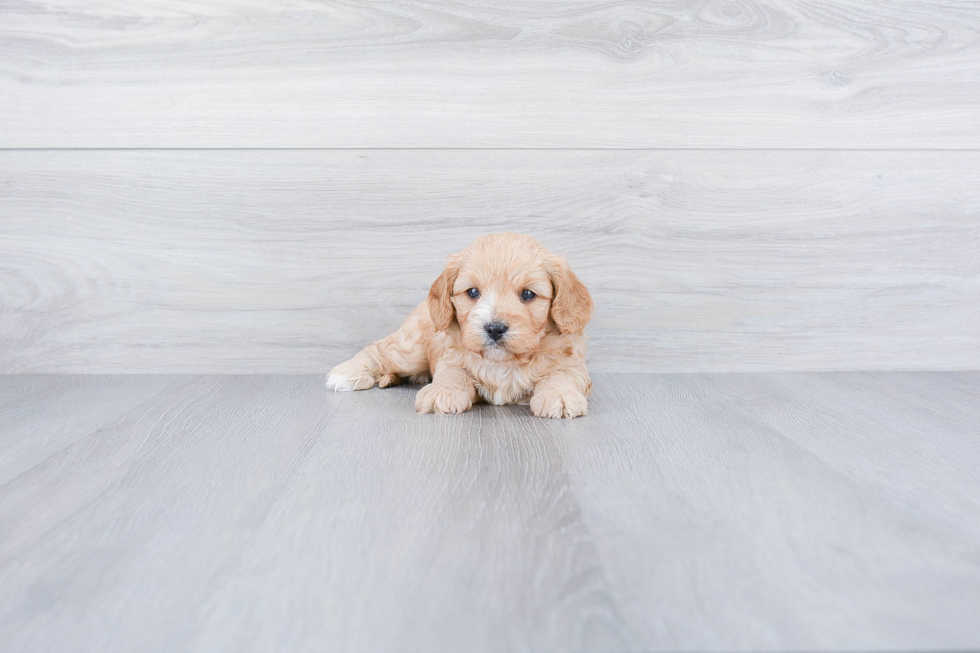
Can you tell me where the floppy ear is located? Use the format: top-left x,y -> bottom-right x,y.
549,256 -> 594,334
427,253 -> 462,331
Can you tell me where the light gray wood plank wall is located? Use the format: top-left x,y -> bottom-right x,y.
2,150 -> 978,373
1,2 -> 978,373
1,0 -> 979,147
1,373 -> 979,651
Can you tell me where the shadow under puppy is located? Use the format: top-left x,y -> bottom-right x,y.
327,233 -> 594,418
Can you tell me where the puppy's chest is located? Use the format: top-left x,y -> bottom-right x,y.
467,360 -> 537,406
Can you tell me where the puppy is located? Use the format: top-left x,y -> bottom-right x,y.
326,232 -> 594,418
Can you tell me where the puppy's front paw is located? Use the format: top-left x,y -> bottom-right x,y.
415,383 -> 473,415
531,387 -> 588,419
326,360 -> 377,392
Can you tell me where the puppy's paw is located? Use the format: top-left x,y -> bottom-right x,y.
326,360 -> 377,392
415,383 -> 473,415
530,387 -> 588,419
377,373 -> 402,388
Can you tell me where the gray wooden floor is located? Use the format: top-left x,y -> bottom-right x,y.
1,373 -> 978,652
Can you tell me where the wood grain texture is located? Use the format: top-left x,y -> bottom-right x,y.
2,149 -> 977,373
1,0 -> 979,148
549,372 -> 980,650
0,375 -> 183,485
0,373 -> 978,652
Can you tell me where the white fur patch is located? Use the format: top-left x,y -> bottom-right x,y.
471,358 -> 535,405
468,291 -> 497,334
326,374 -> 357,392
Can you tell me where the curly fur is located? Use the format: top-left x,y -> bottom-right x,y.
327,233 -> 594,418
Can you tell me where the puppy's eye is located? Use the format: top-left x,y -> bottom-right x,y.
520,289 -> 536,302
466,288 -> 480,299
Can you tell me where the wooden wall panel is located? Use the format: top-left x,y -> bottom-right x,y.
2,150 -> 977,373
1,0 -> 979,148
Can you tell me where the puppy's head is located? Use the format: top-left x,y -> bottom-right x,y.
427,233 -> 593,360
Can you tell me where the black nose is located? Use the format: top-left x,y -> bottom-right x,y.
484,322 -> 509,342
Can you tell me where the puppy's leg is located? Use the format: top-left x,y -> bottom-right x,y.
327,304 -> 430,391
530,367 -> 592,419
415,363 -> 476,415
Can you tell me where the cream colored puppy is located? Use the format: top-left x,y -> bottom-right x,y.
326,233 -> 594,418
